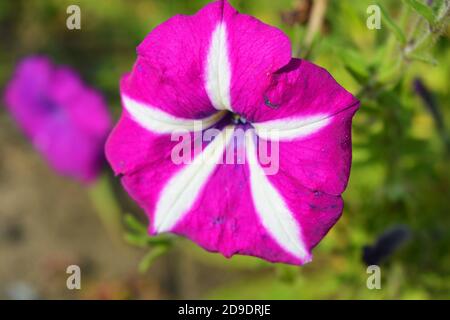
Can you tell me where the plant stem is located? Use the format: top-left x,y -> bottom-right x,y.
88,172 -> 123,242
303,0 -> 328,48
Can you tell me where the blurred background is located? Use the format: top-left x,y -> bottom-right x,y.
0,0 -> 449,299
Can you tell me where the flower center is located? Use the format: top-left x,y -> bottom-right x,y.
230,113 -> 247,125
38,96 -> 59,114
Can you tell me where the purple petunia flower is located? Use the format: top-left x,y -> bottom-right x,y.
4,56 -> 112,184
106,0 -> 359,265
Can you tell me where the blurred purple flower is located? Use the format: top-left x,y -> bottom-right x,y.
3,56 -> 112,184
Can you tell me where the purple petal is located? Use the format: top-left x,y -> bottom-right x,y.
254,59 -> 359,194
121,0 -> 291,120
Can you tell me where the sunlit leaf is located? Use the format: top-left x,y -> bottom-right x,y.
337,48 -> 369,82
407,53 -> 438,65
124,213 -> 147,234
124,232 -> 147,247
404,0 -> 436,24
138,245 -> 169,273
377,2 -> 407,44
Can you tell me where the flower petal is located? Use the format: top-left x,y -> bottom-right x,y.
106,114 -> 203,229
265,167 -> 344,252
123,1 -> 227,119
124,0 -> 292,119
169,129 -> 344,265
107,120 -> 314,264
205,21 -> 232,111
170,142 -> 342,264
245,131 -> 310,261
251,58 -> 359,195
106,112 -> 190,177
214,1 -> 292,118
253,114 -> 330,141
170,159 -> 311,265
154,126 -> 235,232
250,58 -> 359,123
122,94 -> 226,134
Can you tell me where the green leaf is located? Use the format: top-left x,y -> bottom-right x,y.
124,213 -> 147,234
276,265 -> 299,284
125,229 -> 174,248
145,234 -> 175,245
407,53 -> 438,65
404,0 -> 436,24
88,173 -> 123,239
430,0 -> 445,16
337,48 -> 369,82
138,245 -> 169,273
377,60 -> 403,84
124,232 -> 147,247
377,2 -> 407,44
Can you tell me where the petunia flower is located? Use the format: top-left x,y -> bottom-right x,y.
106,0 -> 359,265
4,56 -> 112,184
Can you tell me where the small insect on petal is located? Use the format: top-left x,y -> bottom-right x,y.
264,95 -> 280,109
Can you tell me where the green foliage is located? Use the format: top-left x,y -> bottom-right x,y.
124,213 -> 174,272
404,0 -> 436,24
377,2 -> 407,44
